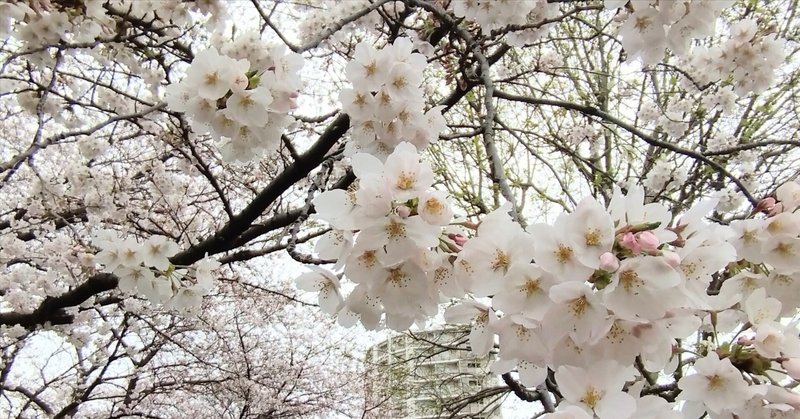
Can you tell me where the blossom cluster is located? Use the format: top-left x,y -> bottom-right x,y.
450,0 -> 557,46
687,19 -> 787,95
607,0 -> 732,66
2,0 -> 223,47
340,39 -> 445,159
165,44 -> 303,162
301,173 -> 800,418
94,232 -> 220,311
607,1 -> 787,95
644,158 -> 688,192
297,0 -> 406,46
299,142 -> 457,330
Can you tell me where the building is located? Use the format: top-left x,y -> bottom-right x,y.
365,327 -> 503,419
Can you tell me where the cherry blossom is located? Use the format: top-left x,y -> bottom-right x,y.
677,351 -> 756,415
4,1 -> 800,417
295,266 -> 344,315
555,361 -> 636,419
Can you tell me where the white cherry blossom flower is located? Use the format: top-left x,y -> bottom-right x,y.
337,284 -> 382,330
345,42 -> 390,92
494,315 -> 548,364
717,271 -> 765,305
116,265 -> 155,294
225,85 -> 273,127
312,188 -> 359,230
455,206 -> 536,296
565,197 -> 615,268
677,351 -> 753,414
603,256 -> 682,321
543,282 -> 612,345
382,142 -> 433,201
529,219 -> 594,282
295,266 -> 343,315
138,273 -> 173,304
744,288 -> 781,326
751,321 -> 798,359
184,48 -> 249,100
762,236 -> 800,274
118,237 -> 144,268
776,180 -> 800,212
141,235 -> 179,271
371,261 -> 436,319
626,381 -> 683,419
339,88 -> 376,121
592,318 -> 646,365
343,241 -> 386,285
490,358 -> 547,388
194,256 -> 220,290
766,271 -> 800,317
315,229 -> 353,266
607,184 -> 676,243
492,264 -> 555,321
427,255 -> 465,299
619,6 -> 667,65
540,405 -> 593,419
418,190 -> 454,226
444,301 -> 497,356
555,360 -> 636,419
357,215 -> 439,266
637,310 -> 702,371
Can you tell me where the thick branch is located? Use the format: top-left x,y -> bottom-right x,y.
170,114 -> 350,266
0,273 -> 117,328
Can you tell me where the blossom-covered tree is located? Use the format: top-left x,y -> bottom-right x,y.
2,0 -> 800,417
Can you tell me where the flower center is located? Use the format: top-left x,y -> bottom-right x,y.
707,374 -> 725,390
570,296 -> 588,316
776,242 -> 795,257
385,219 -> 407,239
424,197 -> 444,215
238,94 -> 255,109
387,267 -> 407,285
364,62 -> 377,76
742,229 -> 758,243
554,244 -> 573,264
634,16 -> 651,31
396,172 -> 415,190
491,249 -> 510,273
619,270 -> 641,292
354,92 -> 367,107
523,278 -> 541,296
357,250 -> 378,268
581,387 -> 602,408
392,75 -> 407,90
584,229 -> 601,246
204,71 -> 220,86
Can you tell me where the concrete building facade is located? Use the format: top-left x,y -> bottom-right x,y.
365,327 -> 503,419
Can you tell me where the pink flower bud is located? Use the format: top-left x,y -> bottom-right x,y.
636,231 -> 660,252
662,251 -> 681,268
619,232 -> 641,253
448,233 -> 468,246
232,74 -> 249,91
598,252 -> 619,272
755,197 -> 777,213
768,202 -> 785,216
783,358 -> 800,380
395,205 -> 411,218
736,335 -> 753,345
